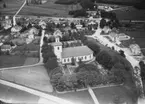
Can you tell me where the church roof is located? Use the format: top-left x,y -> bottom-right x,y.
51,42 -> 62,46
62,46 -> 93,58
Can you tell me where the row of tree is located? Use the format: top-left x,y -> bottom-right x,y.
100,13 -> 120,29
41,43 -> 58,73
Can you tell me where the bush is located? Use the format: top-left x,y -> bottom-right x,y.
96,50 -> 114,70
70,9 -> 88,18
41,44 -> 56,63
55,0 -> 76,5
80,0 -> 95,10
75,64 -> 99,73
44,58 -> 58,73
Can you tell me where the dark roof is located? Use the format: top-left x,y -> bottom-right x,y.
62,46 -> 93,58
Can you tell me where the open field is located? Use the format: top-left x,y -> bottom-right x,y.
113,6 -> 145,20
93,86 -> 136,104
0,83 -> 40,103
0,55 -> 26,68
0,0 -> 74,17
56,90 -> 95,104
23,57 -> 39,65
0,65 -> 53,93
55,85 -> 136,104
121,31 -> 145,48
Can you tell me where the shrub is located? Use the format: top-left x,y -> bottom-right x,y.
41,44 -> 56,63
96,50 -> 114,70
73,9 -> 88,18
44,58 -> 58,73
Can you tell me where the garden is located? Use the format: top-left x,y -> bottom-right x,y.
50,62 -> 125,93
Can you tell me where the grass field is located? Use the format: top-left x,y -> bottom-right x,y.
55,85 -> 136,104
113,6 -> 145,20
93,86 -> 137,104
23,57 -> 39,65
0,65 -> 53,92
0,0 -> 75,17
122,31 -> 145,48
0,55 -> 26,68
56,90 -> 95,104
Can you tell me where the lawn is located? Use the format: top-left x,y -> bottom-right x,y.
0,55 -> 26,68
93,86 -> 137,104
113,6 -> 145,20
0,65 -> 53,93
23,57 -> 39,65
0,83 -> 40,103
123,31 -> 145,48
54,85 -> 136,104
55,90 -> 95,104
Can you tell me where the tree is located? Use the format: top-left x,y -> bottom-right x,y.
41,44 -> 56,63
119,50 -> 126,58
43,36 -> 48,43
100,18 -> 107,29
3,3 -> 6,8
139,61 -> 145,80
79,0 -> 94,10
45,58 -> 58,73
96,50 -> 113,70
0,46 -> 2,55
70,22 -> 75,29
73,9 -> 88,17
71,57 -> 76,65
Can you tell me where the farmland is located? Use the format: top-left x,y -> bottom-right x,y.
0,0 -> 74,17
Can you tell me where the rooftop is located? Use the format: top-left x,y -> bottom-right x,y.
1,45 -> 11,49
51,42 -> 62,46
62,46 -> 93,58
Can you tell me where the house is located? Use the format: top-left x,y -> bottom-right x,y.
51,35 -> 94,64
11,25 -> 22,33
1,44 -> 12,52
2,16 -> 12,30
129,44 -> 141,55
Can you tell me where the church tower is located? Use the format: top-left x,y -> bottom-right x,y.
53,36 -> 62,62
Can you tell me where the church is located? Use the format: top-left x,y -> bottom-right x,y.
50,30 -> 94,64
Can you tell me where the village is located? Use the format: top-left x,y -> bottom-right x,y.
0,0 -> 145,104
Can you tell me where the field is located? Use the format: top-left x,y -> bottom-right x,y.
124,31 -> 145,48
23,57 -> 39,65
55,86 -> 136,104
93,86 -> 136,104
0,65 -> 53,92
0,55 -> 26,68
113,6 -> 145,20
0,0 -> 74,17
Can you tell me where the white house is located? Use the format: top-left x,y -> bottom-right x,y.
129,44 -> 141,55
51,36 -> 94,64
11,25 -> 22,33
1,45 -> 12,52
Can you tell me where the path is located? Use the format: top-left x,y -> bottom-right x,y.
13,0 -> 26,26
88,86 -> 100,104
